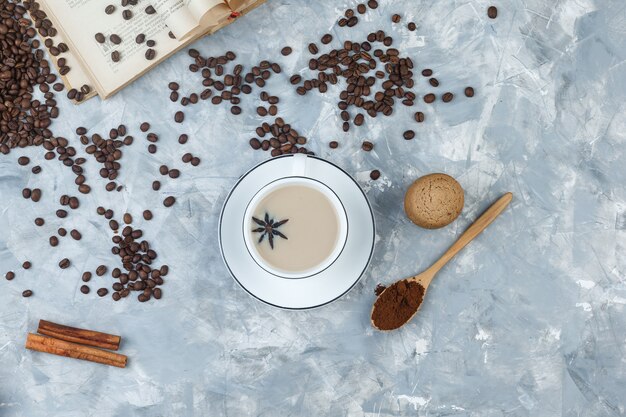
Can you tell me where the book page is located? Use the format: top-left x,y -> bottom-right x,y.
39,0 -> 194,97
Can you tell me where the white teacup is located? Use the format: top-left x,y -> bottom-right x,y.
243,159 -> 348,279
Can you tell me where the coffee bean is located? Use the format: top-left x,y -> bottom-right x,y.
22,290 -> 33,298
34,217 -> 44,226
82,271 -> 92,282
49,236 -> 59,247
190,157 -> 200,166
111,51 -> 121,62
152,180 -> 161,191
153,288 -> 162,299
58,227 -> 67,237
70,229 -> 82,240
429,78 -> 439,87
30,189 -> 41,202
488,6 -> 498,18
370,170 -> 381,180
22,188 -> 31,199
97,288 -> 109,297
347,16 -> 359,26
357,4 -> 366,13
18,156 -> 30,165
281,46 -> 292,56
105,4 -> 115,14
96,265 -> 107,276
321,34 -> 333,44
136,33 -> 146,44
5,271 -> 15,281
464,87 -> 475,97
163,196 -> 176,207
329,141 -> 339,149
22,261 -> 31,269
231,106 -> 242,115
145,5 -> 156,14
123,213 -> 132,224
174,111 -> 184,123
122,9 -> 133,20
308,43 -> 319,54
143,210 -> 153,220
95,32 -> 105,43
414,112 -> 425,122
249,138 -> 261,149
168,169 -> 180,179
145,48 -> 156,60
159,165 -> 168,175
421,69 -> 433,77
403,130 -> 415,140
78,184 -> 91,194
442,92 -> 454,102
178,134 -> 188,144
112,292 -> 121,301
423,94 -> 436,103
408,22 -> 417,31
59,258 -> 70,269
391,14 -> 401,23
362,141 -> 374,151
354,113 -> 365,126
110,34 -> 121,44
31,166 -> 42,174
367,0 -> 378,8
80,285 -> 90,294
104,210 -> 114,220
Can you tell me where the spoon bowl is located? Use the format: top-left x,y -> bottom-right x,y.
371,192 -> 513,331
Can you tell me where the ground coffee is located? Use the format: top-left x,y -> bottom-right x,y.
371,279 -> 425,330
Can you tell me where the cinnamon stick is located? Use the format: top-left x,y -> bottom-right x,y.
37,320 -> 121,351
25,333 -> 127,368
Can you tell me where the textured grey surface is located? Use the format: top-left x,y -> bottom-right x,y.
1,0 -> 626,415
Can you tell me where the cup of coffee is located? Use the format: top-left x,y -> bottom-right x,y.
243,162 -> 348,278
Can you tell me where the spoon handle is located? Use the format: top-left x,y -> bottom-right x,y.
428,192 -> 513,275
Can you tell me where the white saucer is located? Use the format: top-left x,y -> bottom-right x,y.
219,155 -> 375,309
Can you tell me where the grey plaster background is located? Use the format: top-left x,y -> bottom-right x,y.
1,0 -> 625,415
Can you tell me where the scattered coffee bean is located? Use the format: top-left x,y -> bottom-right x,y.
424,94 -> 436,103
31,189 -> 42,202
281,46 -> 292,56
403,130 -> 415,140
70,229 -> 82,240
136,33 -> 146,44
96,265 -> 107,276
321,34 -> 333,44
329,141 -> 339,149
414,112 -> 425,122
97,288 -> 109,297
95,32 -> 105,43
163,196 -> 176,207
145,5 -> 156,14
123,213 -> 132,224
35,218 -> 44,226
22,290 -> 33,298
111,51 -> 120,62
58,227 -> 67,236
357,4 -> 366,14
122,9 -> 133,20
159,165 -> 168,175
370,170 -> 381,180
82,271 -> 92,282
488,6 -> 498,19
421,69 -> 433,77
464,87 -> 475,97
5,271 -> 15,281
145,48 -> 156,60
31,166 -> 42,174
22,261 -> 31,269
143,210 -> 153,220
110,34 -> 121,44
362,141 -> 374,151
174,111 -> 184,123
168,169 -> 180,179
152,180 -> 161,191
391,14 -> 401,23
104,4 -> 115,14
59,258 -> 70,269
49,236 -> 59,247
408,22 -> 417,31
80,285 -> 90,294
367,0 -> 378,8
18,156 -> 30,165
429,78 -> 439,87
56,209 -> 68,218
442,92 -> 454,102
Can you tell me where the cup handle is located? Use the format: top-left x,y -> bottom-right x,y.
292,154 -> 308,177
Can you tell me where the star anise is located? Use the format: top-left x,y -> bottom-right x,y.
252,213 -> 288,249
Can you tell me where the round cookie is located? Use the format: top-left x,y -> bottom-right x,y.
404,173 -> 464,229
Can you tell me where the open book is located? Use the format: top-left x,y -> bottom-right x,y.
37,0 -> 265,101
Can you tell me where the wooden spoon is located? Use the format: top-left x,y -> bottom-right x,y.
371,192 -> 513,331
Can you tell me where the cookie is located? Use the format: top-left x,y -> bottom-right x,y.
404,173 -> 464,229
